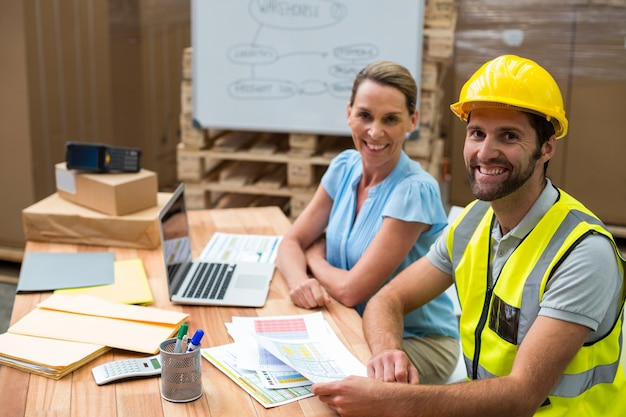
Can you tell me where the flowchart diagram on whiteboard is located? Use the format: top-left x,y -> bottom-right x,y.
192,0 -> 424,135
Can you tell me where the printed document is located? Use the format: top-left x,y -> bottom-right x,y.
208,312 -> 366,404
201,344 -> 314,408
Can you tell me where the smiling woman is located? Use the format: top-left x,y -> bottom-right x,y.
276,61 -> 461,385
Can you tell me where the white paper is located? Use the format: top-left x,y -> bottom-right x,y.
226,312 -> 366,385
254,329 -> 367,383
228,312 -> 328,371
201,344 -> 314,408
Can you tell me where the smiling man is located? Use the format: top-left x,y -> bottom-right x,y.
311,55 -> 626,417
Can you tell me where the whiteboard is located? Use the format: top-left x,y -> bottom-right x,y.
191,0 -> 424,136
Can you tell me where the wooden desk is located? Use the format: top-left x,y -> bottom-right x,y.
0,206 -> 370,417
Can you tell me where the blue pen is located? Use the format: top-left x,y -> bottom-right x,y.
186,329 -> 204,352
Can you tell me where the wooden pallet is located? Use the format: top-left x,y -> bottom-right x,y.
177,132 -> 352,218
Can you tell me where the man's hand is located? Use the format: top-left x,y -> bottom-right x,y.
312,376 -> 405,417
367,348 -> 419,384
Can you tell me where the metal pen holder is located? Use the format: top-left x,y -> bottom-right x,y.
159,338 -> 203,403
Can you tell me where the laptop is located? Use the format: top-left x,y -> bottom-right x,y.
158,183 -> 275,307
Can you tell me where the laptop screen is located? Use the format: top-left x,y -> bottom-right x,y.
160,184 -> 193,297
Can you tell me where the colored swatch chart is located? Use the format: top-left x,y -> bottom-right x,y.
254,317 -> 308,369
201,344 -> 314,408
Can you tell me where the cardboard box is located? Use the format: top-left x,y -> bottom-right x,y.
55,163 -> 158,216
22,192 -> 172,249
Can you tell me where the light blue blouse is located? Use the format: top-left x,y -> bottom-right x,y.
321,149 -> 459,339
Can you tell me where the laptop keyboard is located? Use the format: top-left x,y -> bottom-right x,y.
183,262 -> 236,300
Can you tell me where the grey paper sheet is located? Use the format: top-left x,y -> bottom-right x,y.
16,252 -> 115,293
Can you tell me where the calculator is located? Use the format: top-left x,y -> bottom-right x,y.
92,355 -> 162,385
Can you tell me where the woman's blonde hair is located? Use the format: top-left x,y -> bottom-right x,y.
349,61 -> 418,115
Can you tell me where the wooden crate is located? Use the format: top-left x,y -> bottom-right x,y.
425,0 -> 458,28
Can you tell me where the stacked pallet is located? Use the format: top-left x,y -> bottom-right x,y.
177,86 -> 354,217
285,134 -> 356,218
404,0 -> 458,180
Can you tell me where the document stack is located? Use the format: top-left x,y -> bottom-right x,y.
201,311 -> 366,408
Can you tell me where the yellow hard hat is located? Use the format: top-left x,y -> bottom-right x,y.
450,55 -> 568,139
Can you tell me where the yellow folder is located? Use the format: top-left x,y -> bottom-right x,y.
54,259 -> 154,305
7,294 -> 189,354
0,333 -> 109,380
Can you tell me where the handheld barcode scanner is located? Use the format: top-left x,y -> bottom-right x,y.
65,141 -> 142,173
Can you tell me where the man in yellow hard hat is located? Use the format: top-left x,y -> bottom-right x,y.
311,55 -> 626,416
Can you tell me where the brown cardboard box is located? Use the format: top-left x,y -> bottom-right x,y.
556,6 -> 626,226
22,192 -> 172,249
55,163 -> 158,216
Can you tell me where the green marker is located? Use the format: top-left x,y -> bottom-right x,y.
173,323 -> 188,353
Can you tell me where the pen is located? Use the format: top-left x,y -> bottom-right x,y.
186,329 -> 204,352
174,323 -> 188,353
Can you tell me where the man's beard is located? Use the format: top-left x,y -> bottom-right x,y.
468,149 -> 542,202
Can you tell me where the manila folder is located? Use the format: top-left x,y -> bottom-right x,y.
8,294 -> 188,354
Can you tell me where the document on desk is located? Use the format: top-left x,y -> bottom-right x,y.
201,344 -> 314,408
224,313 -> 366,387
7,294 -> 188,354
229,312 -> 330,372
253,326 -> 367,384
199,232 -> 282,263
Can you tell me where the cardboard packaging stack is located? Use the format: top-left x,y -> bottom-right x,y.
22,161 -> 169,249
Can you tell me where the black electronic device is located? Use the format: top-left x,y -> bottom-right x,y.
65,141 -> 142,173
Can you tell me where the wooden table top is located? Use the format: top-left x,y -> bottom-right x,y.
0,206 -> 370,417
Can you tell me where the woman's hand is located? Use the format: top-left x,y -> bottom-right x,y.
288,276 -> 331,309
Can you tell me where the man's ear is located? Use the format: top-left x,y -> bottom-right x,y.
542,135 -> 557,162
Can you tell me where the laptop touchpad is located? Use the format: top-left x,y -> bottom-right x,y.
235,275 -> 266,289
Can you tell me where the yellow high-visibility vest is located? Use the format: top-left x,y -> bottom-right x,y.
447,189 -> 626,416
